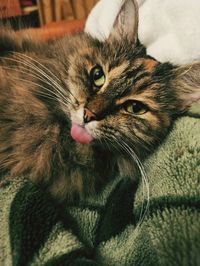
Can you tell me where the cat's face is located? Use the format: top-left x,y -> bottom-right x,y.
62,0 -> 200,157
0,0 -> 199,162
65,36 -> 175,155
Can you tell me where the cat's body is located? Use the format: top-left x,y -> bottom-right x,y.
0,0 -> 199,201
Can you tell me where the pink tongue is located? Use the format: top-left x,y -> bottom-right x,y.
70,123 -> 94,144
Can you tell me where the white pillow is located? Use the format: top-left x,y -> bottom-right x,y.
85,0 -> 200,64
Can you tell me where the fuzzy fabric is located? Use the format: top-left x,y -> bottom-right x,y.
85,0 -> 200,64
0,103 -> 199,265
1,1 -> 200,265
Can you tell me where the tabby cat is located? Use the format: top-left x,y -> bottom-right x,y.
0,0 -> 199,201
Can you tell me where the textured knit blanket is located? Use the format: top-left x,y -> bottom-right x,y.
1,0 -> 200,264
0,102 -> 199,266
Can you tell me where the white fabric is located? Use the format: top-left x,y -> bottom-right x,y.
85,0 -> 200,65
85,0 -> 125,41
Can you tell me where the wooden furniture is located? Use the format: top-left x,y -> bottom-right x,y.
70,0 -> 99,20
21,0 -> 99,26
22,19 -> 85,40
21,0 -> 44,26
0,0 -> 21,18
0,1 -> 98,27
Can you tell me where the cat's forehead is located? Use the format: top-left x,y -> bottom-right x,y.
67,35 -> 136,62
70,38 -> 157,77
67,35 -> 175,106
74,39 -> 143,65
73,41 -> 158,82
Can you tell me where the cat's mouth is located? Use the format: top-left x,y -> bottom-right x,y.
70,123 -> 94,144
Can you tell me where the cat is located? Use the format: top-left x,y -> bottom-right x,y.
0,0 -> 199,202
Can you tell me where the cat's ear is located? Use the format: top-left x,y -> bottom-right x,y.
108,0 -> 139,43
173,63 -> 200,112
85,0 -> 138,43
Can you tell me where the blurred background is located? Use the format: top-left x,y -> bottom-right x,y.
0,0 -> 99,38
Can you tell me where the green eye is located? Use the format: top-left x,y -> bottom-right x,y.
124,100 -> 148,115
90,66 -> 105,88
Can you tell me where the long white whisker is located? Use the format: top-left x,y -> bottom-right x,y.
121,141 -> 150,228
1,57 -> 73,107
14,55 -> 69,100
100,131 -> 148,228
3,54 -> 69,103
13,51 -> 62,83
3,63 -> 54,87
13,52 -> 79,105
116,141 -> 145,224
4,66 -> 72,107
9,76 -> 70,110
1,56 -> 66,99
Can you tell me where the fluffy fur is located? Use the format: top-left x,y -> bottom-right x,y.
0,1 -> 199,201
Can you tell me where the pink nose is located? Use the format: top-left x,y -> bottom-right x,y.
84,108 -> 96,123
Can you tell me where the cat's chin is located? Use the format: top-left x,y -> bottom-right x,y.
70,123 -> 94,144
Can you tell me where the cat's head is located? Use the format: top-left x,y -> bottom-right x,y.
65,0 -> 200,156
0,0 -> 199,159
0,1 -> 200,200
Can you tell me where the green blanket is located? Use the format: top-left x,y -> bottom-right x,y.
0,103 -> 200,266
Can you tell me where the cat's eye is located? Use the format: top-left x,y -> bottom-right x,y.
124,100 -> 148,115
90,66 -> 105,88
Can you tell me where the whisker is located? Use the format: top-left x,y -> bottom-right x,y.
14,55 -> 69,101
2,55 -> 71,106
4,69 -> 66,106
121,141 -> 150,228
48,42 -> 80,105
115,141 -> 145,224
1,56 -> 67,99
3,63 -> 53,86
107,129 -> 149,230
98,130 -> 148,224
1,59 -> 73,107
9,76 -> 70,110
13,52 -> 79,106
13,51 -> 62,83
110,135 -> 126,156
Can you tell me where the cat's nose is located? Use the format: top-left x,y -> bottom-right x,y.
83,108 -> 97,123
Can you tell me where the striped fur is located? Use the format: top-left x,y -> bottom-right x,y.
0,29 -> 199,201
